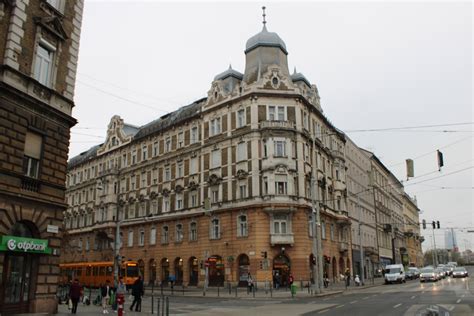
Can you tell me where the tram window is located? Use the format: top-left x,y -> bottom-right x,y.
99,267 -> 105,276
126,265 -> 139,277
106,266 -> 113,276
86,267 -> 92,276
93,267 -> 99,276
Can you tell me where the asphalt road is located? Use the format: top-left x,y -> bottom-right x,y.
57,266 -> 474,316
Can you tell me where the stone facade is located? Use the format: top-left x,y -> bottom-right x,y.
402,194 -> 423,267
0,0 -> 83,314
61,24 -> 352,288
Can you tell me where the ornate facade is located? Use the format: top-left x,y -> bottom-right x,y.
61,24 -> 353,287
0,0 -> 84,314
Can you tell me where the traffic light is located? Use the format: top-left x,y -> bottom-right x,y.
432,221 -> 436,229
422,219 -> 426,229
437,221 -> 440,229
437,150 -> 444,170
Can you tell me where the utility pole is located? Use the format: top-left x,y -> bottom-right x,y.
357,193 -> 365,285
113,180 -> 122,288
311,177 -> 323,293
432,226 -> 438,266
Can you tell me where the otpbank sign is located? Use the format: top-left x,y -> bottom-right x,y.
0,235 -> 52,254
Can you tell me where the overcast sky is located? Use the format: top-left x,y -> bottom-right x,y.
71,1 -> 473,252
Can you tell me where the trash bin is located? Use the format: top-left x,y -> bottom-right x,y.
290,284 -> 297,296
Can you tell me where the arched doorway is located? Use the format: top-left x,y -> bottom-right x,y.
339,257 -> 344,280
208,255 -> 224,287
188,257 -> 199,286
174,257 -> 183,285
138,259 -> 145,278
273,254 -> 290,288
237,254 -> 250,287
161,258 -> 169,286
1,221 -> 40,314
148,259 -> 157,286
332,257 -> 337,281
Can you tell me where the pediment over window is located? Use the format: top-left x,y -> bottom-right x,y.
207,174 -> 222,186
236,169 -> 248,180
188,181 -> 199,190
34,16 -> 68,40
175,185 -> 184,193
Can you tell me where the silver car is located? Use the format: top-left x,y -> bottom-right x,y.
452,267 -> 468,278
420,267 -> 437,282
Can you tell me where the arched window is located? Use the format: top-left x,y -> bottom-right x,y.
161,226 -> 169,244
237,215 -> 247,237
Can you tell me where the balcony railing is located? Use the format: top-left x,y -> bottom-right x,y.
21,176 -> 40,192
270,233 -> 294,246
259,120 -> 295,130
339,241 -> 349,252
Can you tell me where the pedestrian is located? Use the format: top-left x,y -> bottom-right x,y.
101,280 -> 112,314
247,273 -> 254,293
354,275 -> 361,286
323,272 -> 329,288
345,268 -> 351,286
69,279 -> 82,314
130,276 -> 144,312
288,273 -> 294,289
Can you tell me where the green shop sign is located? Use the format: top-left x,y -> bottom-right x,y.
0,235 -> 52,254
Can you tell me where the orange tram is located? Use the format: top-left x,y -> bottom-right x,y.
59,261 -> 140,288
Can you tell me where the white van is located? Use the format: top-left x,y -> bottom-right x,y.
384,264 -> 406,284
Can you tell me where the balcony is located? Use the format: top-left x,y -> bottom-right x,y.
21,176 -> 41,192
339,241 -> 349,253
331,149 -> 345,161
270,233 -> 294,246
333,180 -> 346,192
259,120 -> 295,130
364,246 -> 377,255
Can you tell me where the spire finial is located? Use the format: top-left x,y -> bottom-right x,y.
262,6 -> 266,26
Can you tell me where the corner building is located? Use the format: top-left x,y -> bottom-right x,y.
0,0 -> 84,314
62,24 -> 352,287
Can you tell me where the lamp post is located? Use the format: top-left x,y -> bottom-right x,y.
311,140 -> 323,294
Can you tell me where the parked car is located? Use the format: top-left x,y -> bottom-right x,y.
406,267 -> 420,280
384,264 -> 406,284
452,267 -> 468,278
420,267 -> 438,282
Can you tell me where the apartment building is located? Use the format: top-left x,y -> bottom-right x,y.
0,0 -> 84,313
61,23 -> 352,287
402,194 -> 424,267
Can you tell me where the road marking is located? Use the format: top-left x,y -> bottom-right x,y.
350,300 -> 358,304
448,306 -> 455,311
393,303 -> 402,308
335,305 -> 345,309
318,309 -> 330,314
456,299 -> 461,303
362,296 -> 370,300
411,295 -> 416,299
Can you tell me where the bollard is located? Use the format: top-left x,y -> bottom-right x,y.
165,296 -> 169,316
157,296 -> 160,316
160,283 -> 164,296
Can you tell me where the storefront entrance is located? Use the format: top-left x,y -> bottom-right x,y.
188,257 -> 199,286
237,254 -> 250,287
272,254 -> 290,288
208,255 -> 224,287
1,254 -> 34,314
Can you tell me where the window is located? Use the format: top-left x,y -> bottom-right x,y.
330,224 -> 335,241
189,222 -> 197,241
274,140 -> 286,157
190,157 -> 198,174
191,126 -> 199,144
128,230 -> 134,247
132,150 -> 137,164
237,215 -> 248,237
163,198 -> 170,213
190,191 -> 198,207
275,181 -> 287,195
263,177 -> 268,195
138,202 -> 145,217
139,229 -> 145,246
177,162 -> 184,178
211,150 -> 221,168
239,184 -> 247,199
210,218 -> 220,239
141,172 -> 146,188
268,106 -> 285,121
151,201 -> 158,214
142,145 -> 148,160
153,142 -> 159,157
237,109 -> 245,128
211,188 -> 219,203
304,144 -> 309,162
273,215 -> 288,234
164,167 -> 171,182
128,205 -> 135,219
150,226 -> 156,245
178,132 -> 184,148
210,118 -> 221,136
321,221 -> 326,239
161,226 -> 169,244
176,194 -> 183,210
85,237 -> 90,251
308,214 -> 314,237
78,238 -> 82,251
175,224 -> 183,242
46,0 -> 64,12
237,142 -> 246,162
34,42 -> 54,87
165,137 -> 171,152
263,141 -> 268,158
303,112 -> 309,130
23,132 -> 42,178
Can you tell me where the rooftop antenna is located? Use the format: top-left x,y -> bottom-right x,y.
262,6 -> 267,27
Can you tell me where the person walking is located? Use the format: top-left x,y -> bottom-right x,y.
345,268 -> 351,287
288,273 -> 294,290
69,279 -> 82,314
247,273 -> 254,294
116,277 -> 127,316
101,280 -> 112,314
130,276 -> 144,312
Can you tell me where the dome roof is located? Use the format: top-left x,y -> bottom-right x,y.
291,67 -> 311,87
214,64 -> 243,81
245,25 -> 287,54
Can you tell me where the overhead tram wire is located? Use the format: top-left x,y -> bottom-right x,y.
345,122 -> 474,133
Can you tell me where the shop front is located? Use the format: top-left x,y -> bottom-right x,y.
207,256 -> 224,287
0,232 -> 52,314
272,254 -> 290,288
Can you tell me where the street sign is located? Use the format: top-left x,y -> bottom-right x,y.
47,225 -> 59,234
